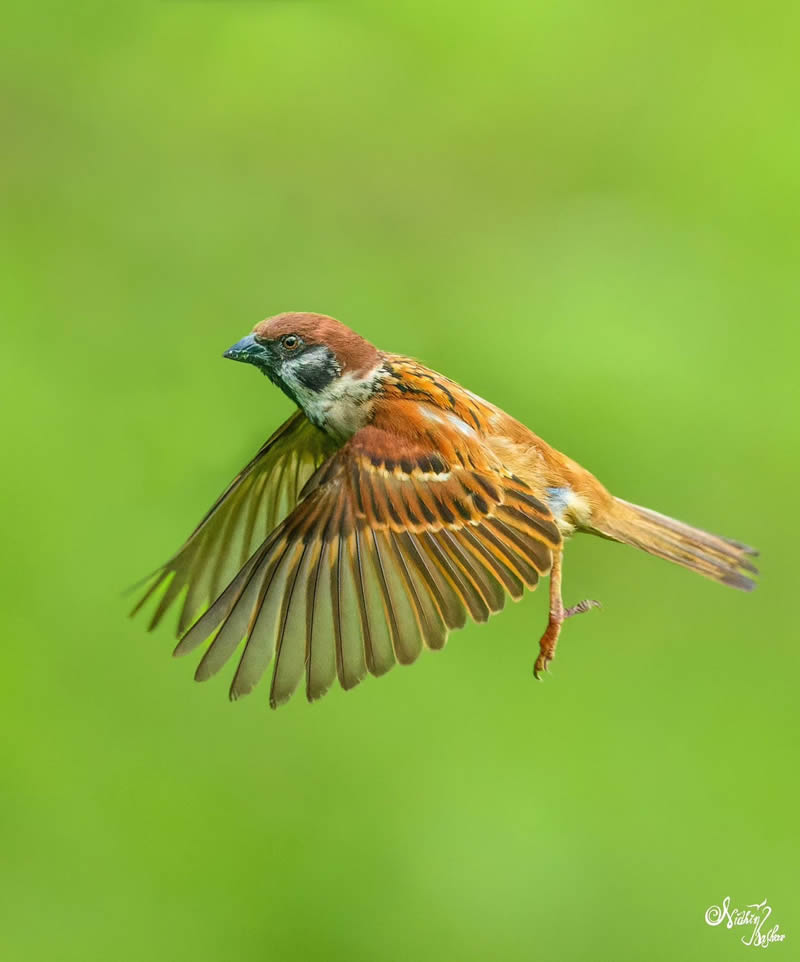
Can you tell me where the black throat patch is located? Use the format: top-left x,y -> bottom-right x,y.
289,346 -> 340,393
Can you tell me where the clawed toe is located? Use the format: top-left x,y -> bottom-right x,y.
564,599 -> 601,619
533,650 -> 552,680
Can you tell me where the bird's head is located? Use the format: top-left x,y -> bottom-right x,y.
224,312 -> 383,436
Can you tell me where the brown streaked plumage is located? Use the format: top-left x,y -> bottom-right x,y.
134,312 -> 758,706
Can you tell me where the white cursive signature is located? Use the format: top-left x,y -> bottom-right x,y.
705,896 -> 786,948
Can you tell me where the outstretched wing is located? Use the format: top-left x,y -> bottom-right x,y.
173,422 -> 561,707
133,411 -> 339,635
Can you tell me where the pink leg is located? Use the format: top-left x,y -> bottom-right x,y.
534,550 -> 600,679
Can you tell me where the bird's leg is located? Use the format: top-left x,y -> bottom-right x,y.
534,549 -> 564,679
534,549 -> 600,679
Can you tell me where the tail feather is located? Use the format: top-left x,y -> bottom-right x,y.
592,498 -> 759,591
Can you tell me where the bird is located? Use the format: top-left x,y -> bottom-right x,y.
133,312 -> 758,708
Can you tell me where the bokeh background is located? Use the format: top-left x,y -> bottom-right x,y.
2,3 -> 798,960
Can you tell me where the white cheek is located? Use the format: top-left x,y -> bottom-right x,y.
280,368 -> 313,405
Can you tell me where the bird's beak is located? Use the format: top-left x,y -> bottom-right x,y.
223,334 -> 272,370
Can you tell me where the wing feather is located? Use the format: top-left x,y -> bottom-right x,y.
230,540 -> 303,700
419,531 -> 490,622
155,419 -> 561,705
350,527 -> 377,676
370,528 -> 423,666
306,540 -> 336,701
459,525 -> 524,599
336,533 -> 368,690
269,536 -> 317,707
132,410 -> 337,634
440,528 -> 506,612
359,530 -> 397,676
386,531 -> 447,650
400,530 -> 468,631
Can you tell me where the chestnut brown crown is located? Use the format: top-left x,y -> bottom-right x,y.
252,312 -> 380,376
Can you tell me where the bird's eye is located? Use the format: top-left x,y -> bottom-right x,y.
282,334 -> 300,351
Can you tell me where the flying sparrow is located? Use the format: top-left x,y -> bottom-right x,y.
134,313 -> 758,707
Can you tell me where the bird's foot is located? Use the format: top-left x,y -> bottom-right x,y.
564,598 -> 601,619
533,647 -> 554,680
533,618 -> 561,680
533,599 -> 601,680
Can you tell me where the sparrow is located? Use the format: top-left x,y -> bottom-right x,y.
134,312 -> 758,707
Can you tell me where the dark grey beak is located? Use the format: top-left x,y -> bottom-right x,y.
223,334 -> 272,369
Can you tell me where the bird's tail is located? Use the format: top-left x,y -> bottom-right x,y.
590,498 -> 759,591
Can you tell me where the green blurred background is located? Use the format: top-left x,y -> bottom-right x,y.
2,3 -> 798,960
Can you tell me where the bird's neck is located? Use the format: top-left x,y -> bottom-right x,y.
299,361 -> 385,442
